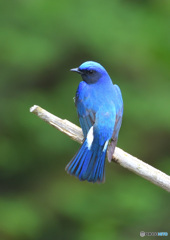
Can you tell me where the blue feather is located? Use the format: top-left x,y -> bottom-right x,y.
65,139 -> 108,183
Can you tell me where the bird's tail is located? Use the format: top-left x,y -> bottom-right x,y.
65,140 -> 108,183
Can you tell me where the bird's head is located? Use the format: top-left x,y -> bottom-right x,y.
70,61 -> 110,84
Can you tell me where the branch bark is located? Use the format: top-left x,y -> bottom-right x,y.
30,105 -> 170,192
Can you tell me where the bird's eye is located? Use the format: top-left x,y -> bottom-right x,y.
89,70 -> 94,74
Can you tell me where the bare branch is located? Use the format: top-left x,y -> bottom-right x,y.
30,105 -> 170,192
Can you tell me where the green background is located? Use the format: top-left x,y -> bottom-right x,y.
0,0 -> 169,239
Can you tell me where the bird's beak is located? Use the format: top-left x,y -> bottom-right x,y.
70,68 -> 81,74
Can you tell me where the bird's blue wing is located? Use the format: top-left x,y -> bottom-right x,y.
114,84 -> 123,113
78,110 -> 95,138
113,84 -> 123,137
75,82 -> 96,137
107,84 -> 123,162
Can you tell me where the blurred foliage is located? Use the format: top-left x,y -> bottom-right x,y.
0,0 -> 170,239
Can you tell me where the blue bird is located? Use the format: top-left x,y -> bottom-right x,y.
65,61 -> 123,183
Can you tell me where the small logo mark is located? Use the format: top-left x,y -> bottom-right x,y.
140,231 -> 145,237
140,231 -> 168,237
